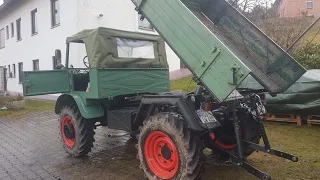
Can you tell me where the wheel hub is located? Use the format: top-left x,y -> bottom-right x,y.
144,131 -> 179,179
64,124 -> 75,139
161,144 -> 172,160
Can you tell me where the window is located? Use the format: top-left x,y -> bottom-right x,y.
16,18 -> 22,41
307,1 -> 313,9
6,26 -> 9,39
31,9 -> 38,35
51,0 -> 60,27
33,59 -> 39,71
138,14 -> 153,31
180,61 -> 187,69
116,38 -> 155,59
18,62 -> 23,83
0,28 -> 5,48
11,23 -> 14,38
13,64 -> 16,78
8,65 -> 12,78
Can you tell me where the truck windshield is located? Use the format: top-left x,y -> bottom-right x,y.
116,38 -> 155,59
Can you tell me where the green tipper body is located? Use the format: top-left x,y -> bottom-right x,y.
133,0 -> 251,101
132,0 -> 306,101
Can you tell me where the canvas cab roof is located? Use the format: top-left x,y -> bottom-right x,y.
66,27 -> 168,69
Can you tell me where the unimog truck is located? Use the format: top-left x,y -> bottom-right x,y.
23,0 -> 306,179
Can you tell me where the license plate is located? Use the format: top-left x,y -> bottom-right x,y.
196,109 -> 219,124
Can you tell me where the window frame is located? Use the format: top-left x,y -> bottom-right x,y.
11,23 -> 14,38
50,0 -> 60,28
8,65 -> 11,78
6,25 -> 9,40
116,37 -> 156,59
31,8 -> 38,35
33,59 -> 40,71
18,62 -> 23,84
180,61 -> 187,69
0,28 -> 5,49
138,14 -> 154,31
13,64 -> 16,78
307,1 -> 313,9
16,18 -> 22,41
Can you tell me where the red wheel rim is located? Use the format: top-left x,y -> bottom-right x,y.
61,116 -> 75,148
144,131 -> 179,179
215,128 -> 243,150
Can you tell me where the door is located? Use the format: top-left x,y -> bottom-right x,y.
23,70 -> 70,96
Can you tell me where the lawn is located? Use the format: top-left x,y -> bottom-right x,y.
0,98 -> 55,119
202,122 -> 320,180
170,76 -> 196,92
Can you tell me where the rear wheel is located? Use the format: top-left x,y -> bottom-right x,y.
59,106 -> 95,157
213,114 -> 260,157
138,113 -> 205,180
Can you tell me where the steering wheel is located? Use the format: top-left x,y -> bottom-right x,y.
83,56 -> 89,68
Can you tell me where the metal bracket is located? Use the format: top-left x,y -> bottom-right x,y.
242,141 -> 298,162
208,143 -> 271,180
197,48 -> 221,79
229,64 -> 244,85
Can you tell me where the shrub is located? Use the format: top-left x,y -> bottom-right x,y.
293,43 -> 320,69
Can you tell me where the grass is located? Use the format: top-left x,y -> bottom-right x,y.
0,99 -> 55,119
202,123 -> 320,180
170,76 -> 196,92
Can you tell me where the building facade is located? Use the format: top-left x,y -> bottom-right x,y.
0,0 -> 182,96
277,0 -> 320,18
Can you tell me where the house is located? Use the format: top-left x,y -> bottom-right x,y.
0,0 -> 182,97
277,0 -> 320,18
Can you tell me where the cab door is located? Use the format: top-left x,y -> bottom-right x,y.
23,70 -> 70,96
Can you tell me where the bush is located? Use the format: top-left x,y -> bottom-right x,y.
0,95 -> 25,108
293,43 -> 320,69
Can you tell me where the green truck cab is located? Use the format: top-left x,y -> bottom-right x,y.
23,27 -> 170,119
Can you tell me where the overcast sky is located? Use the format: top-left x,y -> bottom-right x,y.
0,0 -> 3,5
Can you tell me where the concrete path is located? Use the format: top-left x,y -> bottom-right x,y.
0,111 -> 143,180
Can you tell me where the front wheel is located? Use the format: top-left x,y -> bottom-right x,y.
137,113 -> 205,180
59,106 -> 95,157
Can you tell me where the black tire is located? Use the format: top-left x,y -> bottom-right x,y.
59,106 -> 95,157
138,113 -> 205,180
213,113 -> 260,157
240,116 -> 261,156
130,130 -> 139,139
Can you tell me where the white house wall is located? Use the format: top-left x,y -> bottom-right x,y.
0,0 -> 181,95
0,0 -> 79,94
75,0 -> 181,71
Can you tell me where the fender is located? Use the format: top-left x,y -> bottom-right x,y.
134,95 -> 204,131
55,93 -> 104,119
